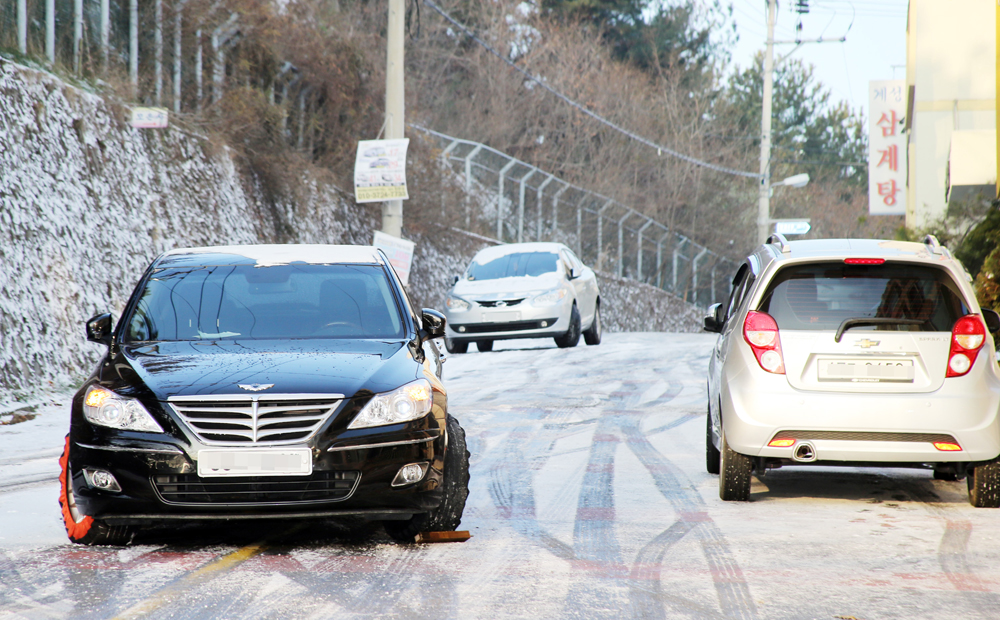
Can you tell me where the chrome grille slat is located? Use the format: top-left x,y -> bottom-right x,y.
168,393 -> 343,446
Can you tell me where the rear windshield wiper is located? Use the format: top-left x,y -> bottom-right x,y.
834,318 -> 926,343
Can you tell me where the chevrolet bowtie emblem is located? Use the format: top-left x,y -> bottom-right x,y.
854,339 -> 880,349
239,383 -> 274,392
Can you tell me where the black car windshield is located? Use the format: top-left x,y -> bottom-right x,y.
466,252 -> 560,281
757,262 -> 968,331
124,264 -> 404,342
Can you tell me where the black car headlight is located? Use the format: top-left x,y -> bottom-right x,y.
348,380 -> 433,429
83,386 -> 164,432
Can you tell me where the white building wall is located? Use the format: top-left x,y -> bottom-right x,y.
907,0 -> 996,228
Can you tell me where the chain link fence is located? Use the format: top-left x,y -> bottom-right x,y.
415,126 -> 737,308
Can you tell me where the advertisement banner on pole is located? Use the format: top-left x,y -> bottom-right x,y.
354,139 -> 409,203
373,230 -> 415,286
131,107 -> 169,128
868,80 -> 907,215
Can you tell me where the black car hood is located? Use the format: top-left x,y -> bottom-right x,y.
118,339 -> 414,399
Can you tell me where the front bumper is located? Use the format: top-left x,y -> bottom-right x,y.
69,429 -> 447,523
445,300 -> 569,341
720,359 -> 1000,464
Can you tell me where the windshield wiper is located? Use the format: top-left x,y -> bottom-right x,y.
834,318 -> 926,343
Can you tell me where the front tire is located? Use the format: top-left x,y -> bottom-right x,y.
476,340 -> 493,352
383,415 -> 471,541
719,432 -> 752,501
967,459 -> 1000,507
59,436 -> 135,545
554,304 -> 581,348
583,303 -> 602,346
445,338 -> 468,354
706,409 -> 720,475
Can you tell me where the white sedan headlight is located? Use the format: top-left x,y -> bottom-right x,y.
532,288 -> 568,306
83,386 -> 164,432
446,296 -> 470,312
349,380 -> 433,429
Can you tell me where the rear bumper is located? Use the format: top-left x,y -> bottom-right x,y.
720,363 -> 1000,463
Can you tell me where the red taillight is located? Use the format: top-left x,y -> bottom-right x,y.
946,315 -> 987,378
743,311 -> 785,374
844,258 -> 886,265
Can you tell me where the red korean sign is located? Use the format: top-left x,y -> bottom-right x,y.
868,80 -> 907,216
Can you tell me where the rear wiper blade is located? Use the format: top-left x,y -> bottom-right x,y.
834,318 -> 926,343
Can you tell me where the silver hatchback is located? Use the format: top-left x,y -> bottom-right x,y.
705,235 -> 1000,506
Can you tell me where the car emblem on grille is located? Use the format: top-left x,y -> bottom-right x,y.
238,383 -> 275,392
496,300 -> 507,307
854,339 -> 880,349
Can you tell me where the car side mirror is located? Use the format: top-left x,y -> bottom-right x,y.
420,308 -> 447,340
452,275 -> 460,286
703,303 -> 724,334
86,313 -> 115,346
568,267 -> 580,280
983,308 -> 1000,333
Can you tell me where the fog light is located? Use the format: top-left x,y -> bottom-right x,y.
458,326 -> 466,333
768,438 -> 795,448
391,462 -> 429,487
541,321 -> 548,327
933,442 -> 962,452
83,468 -> 122,492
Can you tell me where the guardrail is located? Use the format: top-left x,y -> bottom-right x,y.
414,126 -> 737,307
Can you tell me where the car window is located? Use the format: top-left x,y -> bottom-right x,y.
124,264 -> 405,342
466,252 -> 560,280
565,249 -> 585,273
725,264 -> 754,321
757,262 -> 969,331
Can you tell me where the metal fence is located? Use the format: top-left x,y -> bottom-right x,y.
414,126 -> 737,308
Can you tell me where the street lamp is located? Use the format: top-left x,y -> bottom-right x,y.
772,173 -> 810,190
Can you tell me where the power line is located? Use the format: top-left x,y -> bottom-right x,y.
421,0 -> 762,180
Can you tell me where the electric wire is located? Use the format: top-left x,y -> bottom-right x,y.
422,0 -> 762,180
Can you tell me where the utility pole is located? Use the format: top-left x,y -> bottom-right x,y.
382,0 -> 405,238
757,0 -> 777,245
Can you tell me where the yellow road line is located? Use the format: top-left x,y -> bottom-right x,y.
112,543 -> 267,619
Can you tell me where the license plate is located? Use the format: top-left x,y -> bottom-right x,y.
486,310 -> 521,323
198,448 -> 312,477
818,359 -> 914,383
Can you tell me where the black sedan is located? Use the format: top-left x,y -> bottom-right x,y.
59,245 -> 469,544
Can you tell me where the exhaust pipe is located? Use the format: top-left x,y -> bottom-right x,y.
792,441 -> 817,463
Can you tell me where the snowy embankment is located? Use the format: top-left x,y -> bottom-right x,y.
0,58 -> 700,406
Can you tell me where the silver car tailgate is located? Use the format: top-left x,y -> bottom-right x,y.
780,330 -> 951,393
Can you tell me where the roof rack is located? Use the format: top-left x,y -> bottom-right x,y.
766,232 -> 791,253
923,234 -> 944,255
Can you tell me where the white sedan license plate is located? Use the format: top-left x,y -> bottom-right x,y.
818,359 -> 915,383
198,448 -> 312,477
486,310 -> 521,323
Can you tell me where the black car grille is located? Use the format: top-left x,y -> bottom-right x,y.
152,471 -> 361,505
770,430 -> 958,444
168,394 -> 342,446
460,319 -> 558,334
476,299 -> 525,308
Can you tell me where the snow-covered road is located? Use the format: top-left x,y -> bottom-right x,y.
1,333 -> 999,619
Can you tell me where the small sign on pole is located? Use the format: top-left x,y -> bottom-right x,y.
354,139 -> 409,203
373,230 -> 415,286
773,220 -> 811,236
130,107 -> 169,128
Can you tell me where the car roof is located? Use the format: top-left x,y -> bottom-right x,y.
472,242 -> 569,262
756,237 -> 965,272
155,245 -> 387,268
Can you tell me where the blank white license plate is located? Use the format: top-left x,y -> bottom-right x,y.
198,448 -> 312,477
486,310 -> 521,323
818,359 -> 915,383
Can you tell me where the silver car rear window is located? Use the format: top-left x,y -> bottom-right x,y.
757,262 -> 969,331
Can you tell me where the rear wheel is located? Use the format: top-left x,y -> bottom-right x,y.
719,432 -> 752,501
582,304 -> 602,345
554,305 -> 581,348
445,338 -> 468,354
59,437 -> 135,545
967,459 -> 1000,507
383,415 -> 471,542
476,340 -> 493,352
706,409 -> 720,475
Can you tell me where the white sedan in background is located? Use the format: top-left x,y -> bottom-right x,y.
443,242 -> 601,353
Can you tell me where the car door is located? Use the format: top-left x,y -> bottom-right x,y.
709,261 -> 755,434
564,249 -> 598,325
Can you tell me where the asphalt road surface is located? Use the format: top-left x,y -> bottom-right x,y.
2,333 -> 999,619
